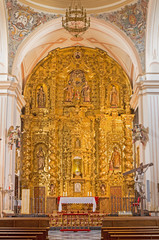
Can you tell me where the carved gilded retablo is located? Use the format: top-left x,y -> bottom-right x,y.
21,47 -> 134,212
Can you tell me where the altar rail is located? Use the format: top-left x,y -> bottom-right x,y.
29,196 -> 135,215
110,196 -> 135,214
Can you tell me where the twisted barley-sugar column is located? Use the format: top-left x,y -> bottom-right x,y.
99,127 -> 107,178
99,77 -> 105,111
122,114 -> 134,195
57,121 -> 64,196
22,130 -> 31,187
91,118 -> 97,196
49,128 -> 58,193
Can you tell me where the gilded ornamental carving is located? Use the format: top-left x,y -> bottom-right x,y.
21,46 -> 134,208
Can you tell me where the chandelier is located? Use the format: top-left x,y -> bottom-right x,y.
62,0 -> 90,38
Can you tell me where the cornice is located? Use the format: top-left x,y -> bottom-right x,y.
130,73 -> 159,109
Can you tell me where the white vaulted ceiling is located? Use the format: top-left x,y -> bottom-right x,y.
12,17 -> 142,88
19,0 -> 136,13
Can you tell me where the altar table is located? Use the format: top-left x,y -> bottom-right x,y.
58,197 -> 97,212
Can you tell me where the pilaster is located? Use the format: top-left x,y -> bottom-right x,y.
0,74 -> 25,216
131,73 -> 159,210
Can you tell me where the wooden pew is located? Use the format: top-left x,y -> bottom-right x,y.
0,217 -> 50,228
102,217 -> 159,228
0,232 -> 41,240
0,229 -> 47,240
0,226 -> 49,240
110,234 -> 159,239
0,217 -> 50,240
0,237 -> 36,240
108,231 -> 159,240
101,226 -> 159,240
101,216 -> 159,240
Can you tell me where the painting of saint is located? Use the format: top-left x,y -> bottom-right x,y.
81,82 -> 90,102
110,85 -> 118,107
37,86 -> 46,108
111,147 -> 121,169
74,183 -> 81,192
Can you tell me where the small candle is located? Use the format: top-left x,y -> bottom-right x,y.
88,192 -> 89,196
90,192 -> 92,196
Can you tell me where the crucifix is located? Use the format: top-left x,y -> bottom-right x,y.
123,162 -> 153,216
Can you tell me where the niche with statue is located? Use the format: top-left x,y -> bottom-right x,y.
73,156 -> 82,178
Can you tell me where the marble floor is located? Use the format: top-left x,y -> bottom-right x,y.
49,230 -> 101,240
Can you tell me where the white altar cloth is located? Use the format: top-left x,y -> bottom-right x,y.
58,197 -> 97,212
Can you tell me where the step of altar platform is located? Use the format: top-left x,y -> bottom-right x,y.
50,227 -> 101,230
48,230 -> 101,240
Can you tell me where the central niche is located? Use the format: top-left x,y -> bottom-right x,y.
22,46 -> 134,205
73,156 -> 82,178
64,69 -> 91,103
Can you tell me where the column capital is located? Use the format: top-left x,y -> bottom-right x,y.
0,74 -> 25,110
0,73 -> 17,82
130,73 -> 159,109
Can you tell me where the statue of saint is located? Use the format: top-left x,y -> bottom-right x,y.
75,89 -> 80,100
64,81 -> 74,102
50,184 -> 55,195
101,184 -> 106,196
110,86 -> 118,107
81,82 -> 90,102
37,147 -> 45,169
75,138 -> 81,148
37,86 -> 46,108
111,147 -> 121,169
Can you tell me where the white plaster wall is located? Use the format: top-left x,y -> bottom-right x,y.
0,0 -> 8,77
133,75 -> 159,211
144,0 -> 159,210
146,0 -> 159,73
130,0 -> 159,211
0,0 -> 9,216
143,84 -> 159,211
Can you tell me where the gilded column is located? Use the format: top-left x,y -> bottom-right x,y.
122,114 -> 134,196
91,118 -> 96,196
21,88 -> 32,187
99,125 -> 107,178
49,125 -> 58,195
21,123 -> 31,187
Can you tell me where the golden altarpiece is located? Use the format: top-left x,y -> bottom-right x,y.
21,47 -> 134,213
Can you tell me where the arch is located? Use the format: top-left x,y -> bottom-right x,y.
146,0 -> 159,73
0,0 -> 8,76
12,17 -> 142,88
